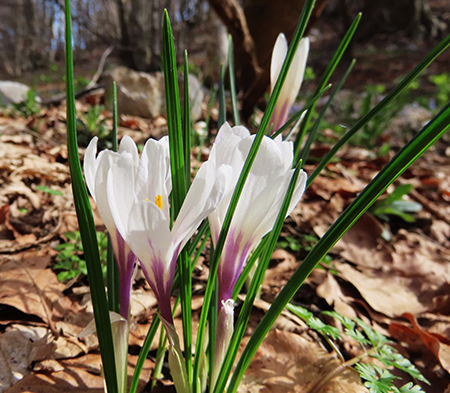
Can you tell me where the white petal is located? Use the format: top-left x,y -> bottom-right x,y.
84,137 -> 99,199
270,33 -> 288,94
234,173 -> 286,245
127,200 -> 174,284
287,169 -> 308,214
213,123 -> 250,169
136,138 -> 171,220
283,37 -> 309,108
278,140 -> 295,170
174,159 -> 229,248
214,122 -> 249,144
236,135 -> 286,179
119,135 -> 139,168
107,152 -> 138,241
93,152 -> 120,234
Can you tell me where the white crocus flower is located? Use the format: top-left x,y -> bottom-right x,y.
208,123 -> 308,385
209,122 -> 308,304
84,135 -> 141,319
105,137 -> 229,323
270,33 -> 309,132
87,135 -> 228,393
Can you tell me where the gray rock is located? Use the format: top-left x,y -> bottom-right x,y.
103,67 -> 165,119
396,103 -> 433,131
103,67 -> 204,121
0,81 -> 32,106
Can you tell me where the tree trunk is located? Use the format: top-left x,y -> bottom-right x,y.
115,0 -> 135,68
207,0 -> 328,120
242,0 -> 328,119
356,0 -> 446,40
207,0 -> 262,95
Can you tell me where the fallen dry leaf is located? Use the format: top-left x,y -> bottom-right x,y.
5,353 -> 154,393
337,263 -> 428,318
0,326 -> 54,393
238,329 -> 367,393
389,313 -> 450,373
0,251 -> 66,327
308,174 -> 363,201
392,230 -> 450,288
333,213 -> 393,270
316,272 -> 358,319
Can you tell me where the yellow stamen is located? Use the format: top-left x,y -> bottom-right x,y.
155,195 -> 163,210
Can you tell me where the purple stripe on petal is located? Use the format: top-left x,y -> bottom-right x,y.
270,102 -> 291,133
218,229 -> 255,303
140,259 -> 174,324
119,248 -> 136,319
112,230 -> 136,319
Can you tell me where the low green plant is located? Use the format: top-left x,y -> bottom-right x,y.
276,235 -> 302,251
429,73 -> 450,109
75,75 -> 90,91
370,184 -> 422,223
54,231 -> 108,282
303,66 -> 316,82
323,82 -> 419,150
277,234 -> 336,272
76,104 -> 110,147
35,185 -> 63,196
12,90 -> 41,117
287,304 -> 427,393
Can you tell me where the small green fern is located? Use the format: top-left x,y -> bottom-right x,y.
286,304 -> 428,393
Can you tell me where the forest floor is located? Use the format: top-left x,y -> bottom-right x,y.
1,18 -> 450,393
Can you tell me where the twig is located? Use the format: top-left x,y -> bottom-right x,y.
409,188 -> 450,225
86,45 -> 114,89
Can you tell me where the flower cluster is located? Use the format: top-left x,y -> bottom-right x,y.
85,135 -> 229,323
84,31 -> 309,391
85,122 -> 307,324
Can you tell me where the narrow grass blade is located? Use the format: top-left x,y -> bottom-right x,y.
183,51 -> 192,190
228,35 -> 240,125
111,82 -> 118,151
265,0 -> 316,138
214,164 -> 304,393
163,10 -> 186,217
293,13 -> 361,162
231,236 -> 268,301
129,314 -> 161,393
218,63 -> 226,129
179,248 -> 193,381
163,11 -> 192,380
187,219 -> 210,256
107,81 -> 120,313
271,83 -> 332,140
64,1 -> 117,392
192,2 -> 316,390
106,240 -> 119,313
227,103 -> 450,393
195,87 -> 216,172
208,276 -> 219,383
299,59 -> 356,164
191,227 -> 210,268
151,329 -> 169,391
307,32 -> 450,186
